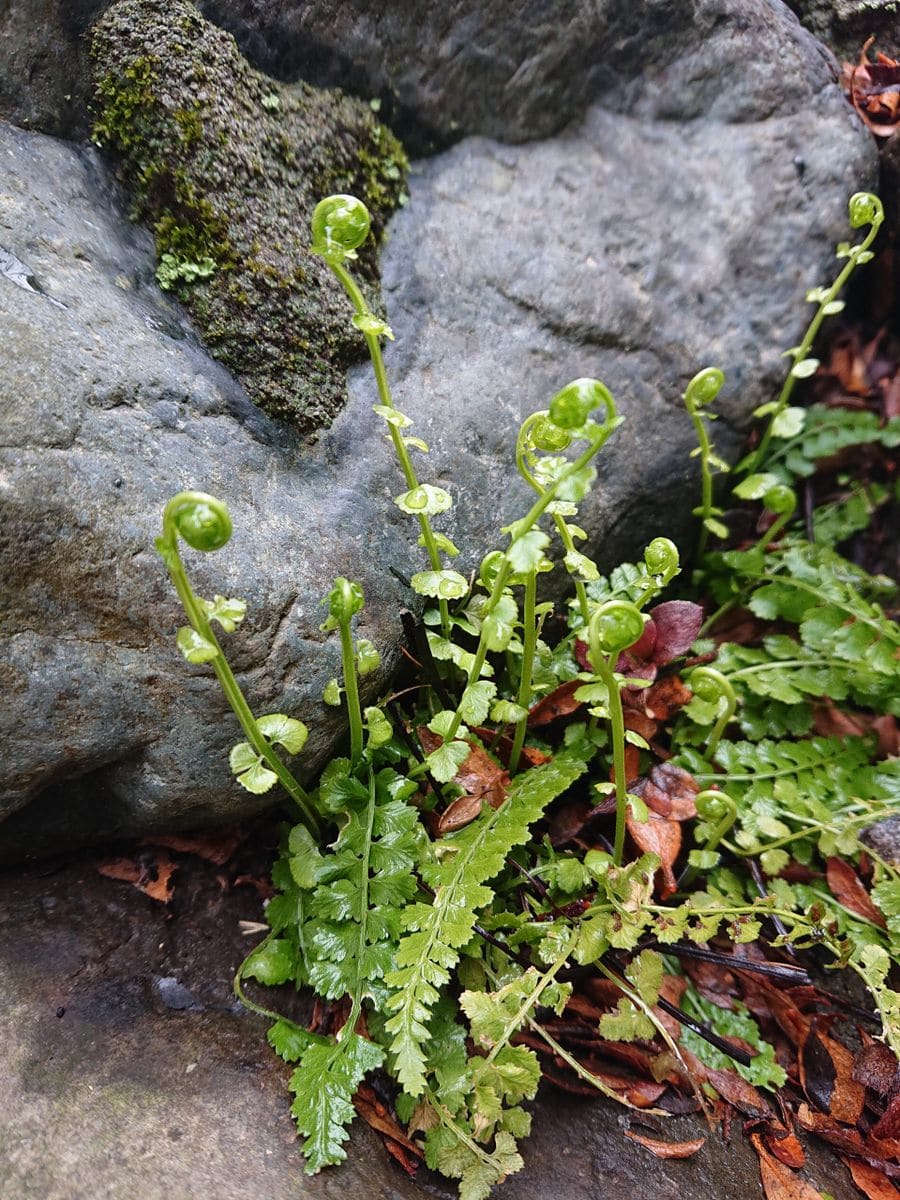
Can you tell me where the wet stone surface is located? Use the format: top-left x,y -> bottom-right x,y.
0,830 -> 861,1200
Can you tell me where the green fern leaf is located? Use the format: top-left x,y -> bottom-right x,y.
384,747 -> 591,1095
289,1032 -> 384,1171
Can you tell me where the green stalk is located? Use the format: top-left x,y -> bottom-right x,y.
330,260 -> 451,638
436,423 -> 616,751
686,402 -> 715,560
745,215 -> 882,476
160,535 -> 321,838
509,568 -> 537,773
592,653 -> 629,866
337,610 -> 364,766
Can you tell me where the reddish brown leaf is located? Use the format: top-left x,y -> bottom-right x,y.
436,792 -> 484,835
353,1083 -> 423,1161
96,851 -> 177,903
646,601 -> 705,664
826,857 -> 886,928
704,1065 -> 771,1118
751,1132 -> 827,1200
418,728 -> 509,810
844,1158 -> 900,1200
626,812 -> 681,898
854,1041 -> 900,1098
765,1130 -> 806,1170
623,1130 -> 706,1159
453,742 -> 510,808
873,1095 -> 900,1143
527,679 -> 583,727
142,826 -> 245,865
797,1103 -> 871,1158
623,708 -> 659,743
640,674 -> 693,721
800,1021 -> 866,1125
470,726 -> 551,769
632,762 -> 699,821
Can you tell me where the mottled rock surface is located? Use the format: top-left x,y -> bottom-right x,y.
0,836 -> 861,1199
0,0 -> 877,860
90,0 -> 407,432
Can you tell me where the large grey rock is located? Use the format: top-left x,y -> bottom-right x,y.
0,0 -> 876,861
198,0 -> 847,146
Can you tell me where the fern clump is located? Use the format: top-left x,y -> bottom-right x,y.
157,189 -> 900,1196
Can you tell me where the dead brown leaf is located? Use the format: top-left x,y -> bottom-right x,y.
854,1039 -> 900,1098
752,1132 -> 827,1200
765,1129 -> 806,1170
142,826 -> 245,866
436,792 -> 484,835
844,1158 -> 900,1200
825,858 -> 886,929
632,762 -> 699,821
353,1082 -> 423,1163
527,679 -> 583,727
843,40 -> 900,137
626,811 -> 681,898
873,1095 -> 900,1143
96,851 -> 177,903
623,1130 -> 705,1159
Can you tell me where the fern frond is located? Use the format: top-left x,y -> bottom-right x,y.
687,735 -> 890,857
384,746 -> 591,1095
266,762 -> 421,1167
766,404 -> 900,480
289,1031 -> 384,1172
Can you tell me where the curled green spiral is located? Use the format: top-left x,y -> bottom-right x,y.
311,194 -> 372,261
548,378 -> 616,431
163,491 -> 233,553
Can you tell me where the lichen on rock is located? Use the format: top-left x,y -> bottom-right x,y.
89,0 -> 408,436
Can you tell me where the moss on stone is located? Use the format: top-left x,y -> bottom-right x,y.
90,0 -> 408,436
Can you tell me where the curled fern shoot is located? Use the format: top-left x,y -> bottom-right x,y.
312,194 -> 454,638
688,666 -> 738,762
429,385 -> 623,759
156,492 -> 320,837
683,366 -> 728,557
743,191 -> 884,476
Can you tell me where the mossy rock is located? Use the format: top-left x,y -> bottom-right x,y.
90,0 -> 408,436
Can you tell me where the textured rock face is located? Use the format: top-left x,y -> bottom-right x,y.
90,0 -> 407,434
0,1 -> 877,860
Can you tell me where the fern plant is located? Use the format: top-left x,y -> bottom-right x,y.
153,188 -> 900,1197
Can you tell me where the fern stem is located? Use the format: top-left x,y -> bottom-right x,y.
591,653 -> 629,867
509,569 -> 538,773
329,259 -> 451,639
423,1087 -> 505,1172
160,538 -> 321,838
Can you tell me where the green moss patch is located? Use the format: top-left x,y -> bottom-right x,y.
90,0 -> 408,436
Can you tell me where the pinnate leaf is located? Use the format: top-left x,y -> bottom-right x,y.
290,1032 -> 384,1172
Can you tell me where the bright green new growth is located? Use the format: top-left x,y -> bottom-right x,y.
154,185 -> 900,1195
742,191 -> 884,475
155,491 -> 320,837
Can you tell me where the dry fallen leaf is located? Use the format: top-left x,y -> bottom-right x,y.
527,679 -> 583,727
142,826 -> 245,866
623,1130 -> 706,1159
752,1132 -> 827,1200
765,1129 -> 806,1171
436,792 -> 484,835
843,1158 -> 900,1200
626,811 -> 681,898
96,850 -> 177,903
825,858 -> 886,929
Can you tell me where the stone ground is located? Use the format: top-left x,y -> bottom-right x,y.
0,822 -> 862,1200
